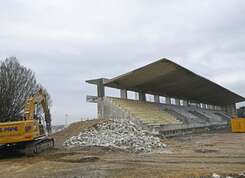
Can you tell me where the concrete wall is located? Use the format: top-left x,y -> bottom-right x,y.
98,98 -> 131,119
97,97 -> 146,128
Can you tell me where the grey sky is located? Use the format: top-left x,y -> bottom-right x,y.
1,0 -> 245,124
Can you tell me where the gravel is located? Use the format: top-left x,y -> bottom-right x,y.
63,118 -> 166,153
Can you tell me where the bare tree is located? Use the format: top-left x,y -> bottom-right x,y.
0,57 -> 51,122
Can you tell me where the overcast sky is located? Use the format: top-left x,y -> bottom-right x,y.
1,0 -> 245,125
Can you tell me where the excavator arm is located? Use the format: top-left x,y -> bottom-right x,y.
40,94 -> 52,134
24,89 -> 52,134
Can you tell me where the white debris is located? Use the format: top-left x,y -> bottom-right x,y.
212,173 -> 221,178
239,172 -> 245,177
63,119 -> 166,153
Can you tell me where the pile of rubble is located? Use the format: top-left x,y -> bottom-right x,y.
63,118 -> 166,153
211,172 -> 245,178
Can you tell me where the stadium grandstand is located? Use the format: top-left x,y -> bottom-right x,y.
86,59 -> 245,136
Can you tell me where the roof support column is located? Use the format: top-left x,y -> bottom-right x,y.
183,100 -> 188,106
201,103 -> 204,109
166,97 -> 171,104
221,106 -> 226,112
231,104 -> 237,117
225,104 -> 237,117
97,79 -> 105,98
175,99 -> 180,106
135,92 -> 139,100
120,89 -> 127,99
204,104 -> 207,109
97,79 -> 105,118
202,104 -> 206,109
97,99 -> 104,118
207,104 -> 210,109
215,106 -> 220,111
139,92 -> 146,101
154,95 -> 160,103
217,106 -> 221,111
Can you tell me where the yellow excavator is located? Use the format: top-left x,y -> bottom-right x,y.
231,107 -> 245,133
231,118 -> 245,133
0,89 -> 54,155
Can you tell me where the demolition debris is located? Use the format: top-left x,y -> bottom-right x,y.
63,119 -> 166,153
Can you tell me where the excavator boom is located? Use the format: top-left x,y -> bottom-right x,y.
24,89 -> 52,133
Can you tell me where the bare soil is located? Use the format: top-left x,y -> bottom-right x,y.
0,121 -> 245,178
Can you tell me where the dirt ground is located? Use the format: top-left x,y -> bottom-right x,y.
0,121 -> 245,178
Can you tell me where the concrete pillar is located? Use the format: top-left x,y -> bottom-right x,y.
228,104 -> 237,117
175,99 -> 180,106
232,104 -> 237,117
213,105 -> 217,110
154,95 -> 160,103
97,79 -> 105,98
224,105 -> 227,113
139,92 -> 146,101
221,106 -> 226,112
120,89 -> 127,99
197,103 -> 201,108
202,104 -> 205,109
166,97 -> 171,104
217,106 -> 222,111
135,92 -> 139,100
183,100 -> 188,106
97,98 -> 104,118
224,105 -> 231,116
207,105 -> 210,110
203,104 -> 207,109
216,106 -> 221,111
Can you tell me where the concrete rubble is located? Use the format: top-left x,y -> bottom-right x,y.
211,172 -> 245,178
63,118 -> 166,153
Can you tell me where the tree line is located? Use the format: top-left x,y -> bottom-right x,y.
0,57 -> 51,122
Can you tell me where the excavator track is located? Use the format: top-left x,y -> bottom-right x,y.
23,137 -> 55,156
0,138 -> 54,156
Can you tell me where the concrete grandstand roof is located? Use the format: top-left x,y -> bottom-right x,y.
103,59 -> 245,105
